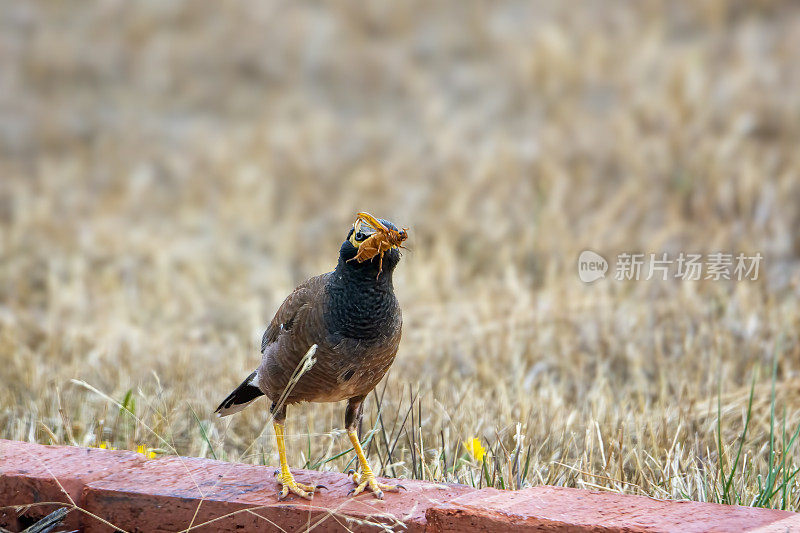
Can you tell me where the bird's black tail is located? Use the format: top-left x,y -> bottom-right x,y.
215,371 -> 264,417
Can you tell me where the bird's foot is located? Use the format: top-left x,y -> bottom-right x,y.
347,469 -> 404,499
274,469 -> 323,500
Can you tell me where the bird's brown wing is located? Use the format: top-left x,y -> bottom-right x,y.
261,273 -> 329,351
257,273 -> 330,400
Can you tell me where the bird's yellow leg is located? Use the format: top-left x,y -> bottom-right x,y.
274,422 -> 317,500
347,429 -> 402,499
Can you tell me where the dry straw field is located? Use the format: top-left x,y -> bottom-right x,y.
2,1 -> 800,510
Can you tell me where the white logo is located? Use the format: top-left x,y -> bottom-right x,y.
578,250 -> 608,283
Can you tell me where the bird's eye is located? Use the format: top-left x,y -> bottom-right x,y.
355,231 -> 367,241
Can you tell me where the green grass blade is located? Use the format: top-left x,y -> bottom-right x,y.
189,404 -> 217,460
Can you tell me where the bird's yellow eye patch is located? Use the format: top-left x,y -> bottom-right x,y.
350,219 -> 373,248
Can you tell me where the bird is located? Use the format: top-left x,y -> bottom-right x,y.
215,213 -> 408,500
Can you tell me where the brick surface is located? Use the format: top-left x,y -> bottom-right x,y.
0,439 -> 145,532
82,455 -> 475,532
425,485 -> 800,533
4,439 -> 800,533
748,514 -> 800,532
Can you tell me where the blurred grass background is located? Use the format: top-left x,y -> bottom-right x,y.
2,0 -> 800,508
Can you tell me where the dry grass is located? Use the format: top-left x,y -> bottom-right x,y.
2,0 -> 800,511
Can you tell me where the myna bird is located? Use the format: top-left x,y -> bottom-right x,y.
215,213 -> 408,500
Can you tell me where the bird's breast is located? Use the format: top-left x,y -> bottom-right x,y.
322,281 -> 401,343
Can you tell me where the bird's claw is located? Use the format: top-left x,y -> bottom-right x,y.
274,469 -> 317,500
348,469 -> 402,500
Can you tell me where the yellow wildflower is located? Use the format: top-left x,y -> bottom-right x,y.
136,444 -> 157,459
463,437 -> 486,462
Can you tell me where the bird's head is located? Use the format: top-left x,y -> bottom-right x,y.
338,212 -> 408,280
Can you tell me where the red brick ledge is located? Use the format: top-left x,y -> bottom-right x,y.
2,439 -> 798,532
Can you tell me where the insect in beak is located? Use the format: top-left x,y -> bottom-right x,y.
348,212 -> 409,278
355,212 -> 389,233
